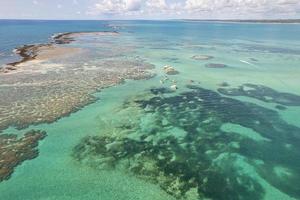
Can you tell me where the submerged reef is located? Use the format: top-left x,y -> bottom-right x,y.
218,83 -> 300,106
238,43 -> 300,55
275,105 -> 287,110
0,130 -> 46,182
249,58 -> 258,62
73,84 -> 300,199
218,82 -> 230,87
205,63 -> 228,68
191,55 -> 214,61
0,32 -> 155,132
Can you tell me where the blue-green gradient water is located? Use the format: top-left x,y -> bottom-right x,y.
0,20 -> 300,200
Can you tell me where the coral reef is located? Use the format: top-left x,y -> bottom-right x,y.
73,84 -> 300,199
0,32 -> 155,132
191,55 -> 214,61
205,63 -> 228,68
218,82 -> 230,87
249,58 -> 258,62
52,31 -> 119,44
275,105 -> 287,110
0,130 -> 46,182
218,83 -> 300,106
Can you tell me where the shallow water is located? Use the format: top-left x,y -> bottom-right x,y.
0,20 -> 300,200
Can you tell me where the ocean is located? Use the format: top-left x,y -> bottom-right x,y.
0,20 -> 300,200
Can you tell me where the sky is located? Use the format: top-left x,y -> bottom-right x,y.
0,0 -> 300,20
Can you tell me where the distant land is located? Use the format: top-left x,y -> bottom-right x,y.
183,19 -> 300,24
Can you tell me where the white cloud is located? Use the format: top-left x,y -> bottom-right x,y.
87,0 -> 144,16
146,0 -> 167,10
87,0 -> 300,18
88,0 -> 126,15
57,4 -> 62,9
126,0 -> 142,11
184,0 -> 300,13
73,0 -> 79,5
33,0 -> 38,5
87,0 -> 183,16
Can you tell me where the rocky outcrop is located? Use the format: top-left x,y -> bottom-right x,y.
163,65 -> 179,75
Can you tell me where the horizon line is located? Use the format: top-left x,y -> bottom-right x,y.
1,18 -> 300,21
1,18 -> 300,25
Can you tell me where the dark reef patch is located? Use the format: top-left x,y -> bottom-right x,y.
218,82 -> 230,87
150,87 -> 175,95
275,105 -> 287,110
53,33 -> 76,44
239,44 -> 300,55
73,85 -> 300,199
205,63 -> 228,68
0,130 -> 46,182
249,58 -> 258,62
218,83 -> 300,106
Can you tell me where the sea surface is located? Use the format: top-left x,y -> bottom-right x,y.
0,20 -> 300,200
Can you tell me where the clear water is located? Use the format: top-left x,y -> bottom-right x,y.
0,20 -> 300,200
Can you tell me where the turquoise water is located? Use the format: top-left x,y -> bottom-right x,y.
0,20 -> 300,200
